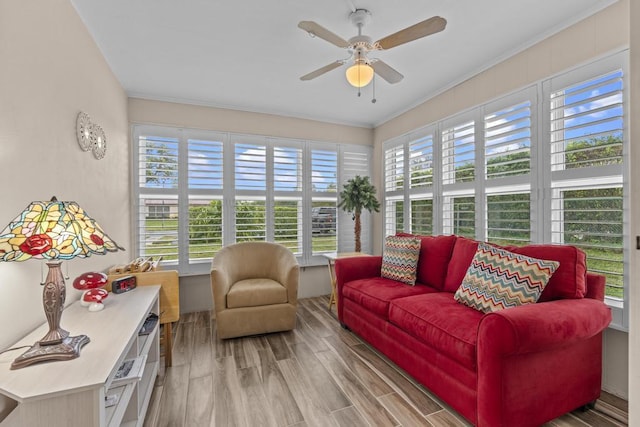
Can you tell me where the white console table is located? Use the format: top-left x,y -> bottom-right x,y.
0,285 -> 160,427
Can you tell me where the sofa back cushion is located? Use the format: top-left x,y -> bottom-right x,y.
443,236 -> 480,292
508,245 -> 587,301
397,234 -> 457,290
443,237 -> 588,301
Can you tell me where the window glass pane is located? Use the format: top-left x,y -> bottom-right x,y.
442,121 -> 475,184
385,199 -> 404,236
411,199 -> 432,235
188,198 -> 222,260
235,143 -> 266,191
275,198 -> 302,255
487,193 -> 530,245
235,199 -> 265,242
550,70 -> 623,171
312,200 -> 336,254
138,136 -> 179,189
274,147 -> 302,192
312,150 -> 337,192
553,187 -> 623,299
139,197 -> 178,261
409,135 -> 433,188
485,101 -> 531,179
443,196 -> 475,238
188,139 -> 223,190
384,145 -> 404,192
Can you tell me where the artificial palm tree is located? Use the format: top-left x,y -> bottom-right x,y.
338,175 -> 380,252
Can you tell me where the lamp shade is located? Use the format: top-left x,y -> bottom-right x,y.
0,197 -> 124,262
345,63 -> 374,88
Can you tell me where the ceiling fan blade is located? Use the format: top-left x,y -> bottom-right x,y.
300,61 -> 343,81
371,60 -> 404,84
298,21 -> 350,48
375,16 -> 447,50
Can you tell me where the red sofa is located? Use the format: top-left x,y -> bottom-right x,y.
335,235 -> 612,427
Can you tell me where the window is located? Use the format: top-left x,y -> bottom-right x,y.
133,126 -> 372,274
382,52 -> 627,327
546,60 -> 625,305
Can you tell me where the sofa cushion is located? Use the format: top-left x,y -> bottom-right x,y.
444,236 -> 480,292
508,245 -> 587,301
226,278 -> 287,308
389,293 -> 483,368
381,235 -> 421,285
342,277 -> 436,320
398,233 -> 457,290
454,243 -> 559,313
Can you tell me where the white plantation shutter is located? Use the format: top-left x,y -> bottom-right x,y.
384,145 -> 404,192
384,143 -> 405,235
311,147 -> 337,255
186,136 -> 224,262
137,196 -> 179,262
234,198 -> 266,242
550,185 -> 623,298
410,198 -> 432,235
273,145 -> 303,255
484,101 -> 531,179
409,134 -> 434,189
136,131 -> 180,262
338,146 -> 373,254
545,54 -> 627,306
134,126 -> 373,271
234,141 -> 266,191
442,120 -> 475,184
486,192 -> 530,245
442,195 -> 475,238
550,70 -> 623,171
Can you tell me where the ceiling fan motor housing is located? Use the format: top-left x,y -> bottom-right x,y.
349,9 -> 372,29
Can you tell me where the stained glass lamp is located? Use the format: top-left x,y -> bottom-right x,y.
0,197 -> 124,369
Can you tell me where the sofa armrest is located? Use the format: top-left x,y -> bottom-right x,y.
476,298 -> 611,426
335,256 -> 382,322
335,256 -> 382,288
478,298 -> 611,354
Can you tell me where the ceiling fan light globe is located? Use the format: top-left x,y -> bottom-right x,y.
346,63 -> 374,87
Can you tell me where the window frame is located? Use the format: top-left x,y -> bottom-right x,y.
381,51 -> 628,330
132,125 -> 372,275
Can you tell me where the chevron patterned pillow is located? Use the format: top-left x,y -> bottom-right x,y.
381,235 -> 421,285
454,242 -> 559,313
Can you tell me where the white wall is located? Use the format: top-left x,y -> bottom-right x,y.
0,0 -> 130,353
371,0 -> 630,399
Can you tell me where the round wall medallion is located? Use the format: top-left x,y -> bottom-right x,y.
76,112 -> 92,152
91,124 -> 107,159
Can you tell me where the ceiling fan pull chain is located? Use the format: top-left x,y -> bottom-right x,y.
372,74 -> 376,104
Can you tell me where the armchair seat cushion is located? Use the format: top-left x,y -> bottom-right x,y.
227,278 -> 288,308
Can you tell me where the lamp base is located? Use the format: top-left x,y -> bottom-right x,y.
11,335 -> 90,370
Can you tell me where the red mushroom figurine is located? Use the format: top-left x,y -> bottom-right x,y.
83,288 -> 109,312
73,272 -> 108,310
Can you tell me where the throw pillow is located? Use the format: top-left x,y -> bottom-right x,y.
454,242 -> 559,313
381,235 -> 421,285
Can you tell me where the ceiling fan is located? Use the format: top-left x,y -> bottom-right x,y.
298,9 -> 447,88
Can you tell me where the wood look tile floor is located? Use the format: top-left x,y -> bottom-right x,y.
144,296 -> 628,427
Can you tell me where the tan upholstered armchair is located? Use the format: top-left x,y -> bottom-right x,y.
210,241 -> 299,339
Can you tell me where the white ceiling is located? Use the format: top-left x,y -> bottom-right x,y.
71,0 -> 615,128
